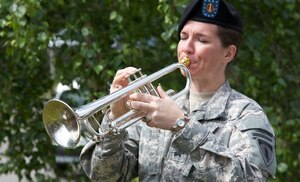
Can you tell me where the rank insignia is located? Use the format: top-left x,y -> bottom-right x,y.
202,0 -> 220,18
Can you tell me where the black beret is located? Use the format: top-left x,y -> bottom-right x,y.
178,0 -> 243,38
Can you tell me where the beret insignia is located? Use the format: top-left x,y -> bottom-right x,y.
202,0 -> 220,18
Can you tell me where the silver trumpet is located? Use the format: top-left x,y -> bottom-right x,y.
42,59 -> 191,148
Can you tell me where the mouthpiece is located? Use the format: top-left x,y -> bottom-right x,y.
179,57 -> 191,67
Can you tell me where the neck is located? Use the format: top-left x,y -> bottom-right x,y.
191,76 -> 225,93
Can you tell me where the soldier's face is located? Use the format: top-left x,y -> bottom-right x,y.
177,21 -> 230,83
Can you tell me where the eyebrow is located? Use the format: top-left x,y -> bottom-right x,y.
180,31 -> 188,36
181,33 -> 209,40
195,32 -> 207,37
180,30 -> 209,37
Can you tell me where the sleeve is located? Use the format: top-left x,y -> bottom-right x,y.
79,118 -> 141,182
171,109 -> 276,181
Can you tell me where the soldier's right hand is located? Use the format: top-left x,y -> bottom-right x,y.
109,67 -> 138,119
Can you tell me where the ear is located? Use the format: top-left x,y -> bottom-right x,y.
223,45 -> 237,64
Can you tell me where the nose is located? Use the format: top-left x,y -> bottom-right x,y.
180,38 -> 194,55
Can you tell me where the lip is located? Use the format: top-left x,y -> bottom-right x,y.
186,59 -> 198,69
184,58 -> 196,65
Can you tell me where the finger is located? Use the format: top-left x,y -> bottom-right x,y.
157,85 -> 169,99
146,120 -> 154,127
111,67 -> 138,92
110,82 -> 124,93
111,73 -> 128,86
110,84 -> 123,93
115,67 -> 138,77
113,67 -> 139,83
130,100 -> 153,111
142,114 -> 151,124
129,93 -> 157,103
126,100 -> 133,110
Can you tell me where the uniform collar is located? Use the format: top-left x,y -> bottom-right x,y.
189,81 -> 232,121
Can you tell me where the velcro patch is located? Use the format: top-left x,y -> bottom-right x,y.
252,131 -> 275,166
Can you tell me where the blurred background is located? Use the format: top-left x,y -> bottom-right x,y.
0,0 -> 299,181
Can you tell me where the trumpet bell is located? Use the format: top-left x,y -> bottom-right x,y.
42,99 -> 80,148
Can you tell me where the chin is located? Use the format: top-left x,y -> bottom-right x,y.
188,68 -> 202,78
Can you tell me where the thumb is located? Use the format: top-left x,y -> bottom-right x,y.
157,84 -> 169,99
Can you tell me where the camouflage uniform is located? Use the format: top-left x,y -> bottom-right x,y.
80,81 -> 276,181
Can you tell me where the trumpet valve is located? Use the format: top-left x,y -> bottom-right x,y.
179,57 -> 191,67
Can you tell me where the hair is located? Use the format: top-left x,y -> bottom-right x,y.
217,26 -> 243,59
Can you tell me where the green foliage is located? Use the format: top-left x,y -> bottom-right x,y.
0,0 -> 299,181
231,1 -> 300,181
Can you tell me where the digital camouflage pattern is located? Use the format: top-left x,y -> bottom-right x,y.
80,81 -> 276,181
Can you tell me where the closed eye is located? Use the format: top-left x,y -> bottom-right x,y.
197,39 -> 208,43
195,33 -> 209,43
180,32 -> 189,40
180,35 -> 188,40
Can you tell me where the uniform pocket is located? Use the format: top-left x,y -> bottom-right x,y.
187,149 -> 230,178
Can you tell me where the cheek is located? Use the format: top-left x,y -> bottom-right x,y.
177,43 -> 183,58
197,45 -> 213,57
196,46 -> 221,64
191,48 -> 219,73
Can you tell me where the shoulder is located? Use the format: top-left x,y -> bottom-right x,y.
228,88 -> 263,112
227,89 -> 275,138
228,90 -> 276,178
226,89 -> 275,144
227,89 -> 267,123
